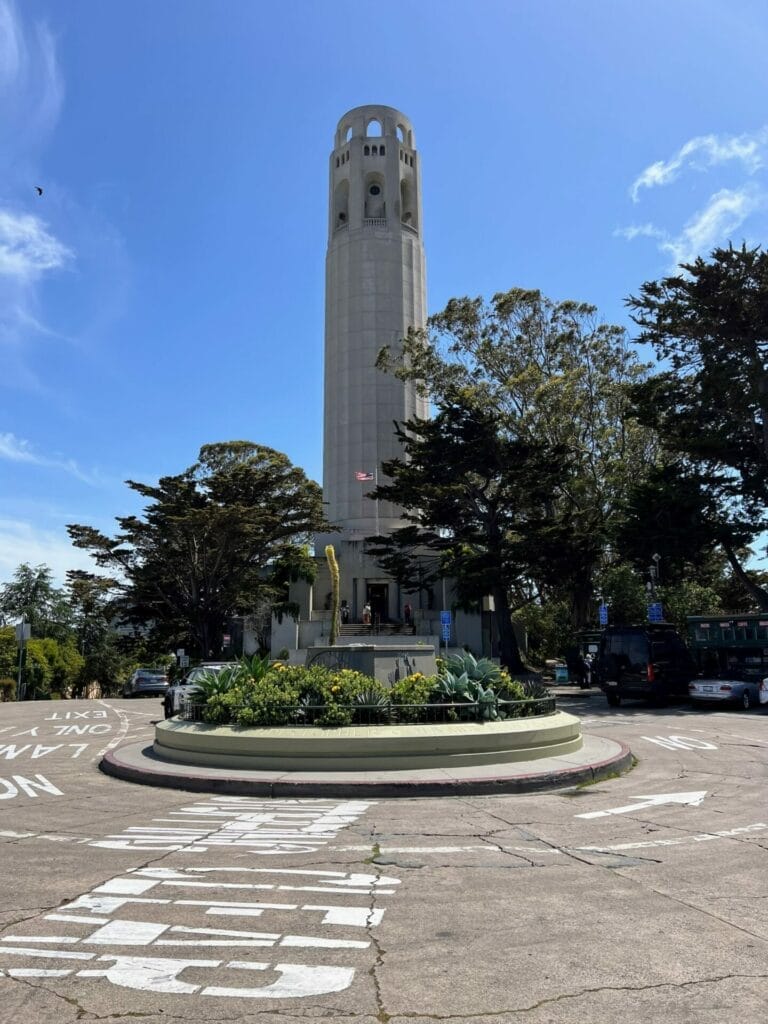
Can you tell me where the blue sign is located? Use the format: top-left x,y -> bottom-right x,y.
440,610 -> 452,626
598,604 -> 608,626
648,602 -> 664,623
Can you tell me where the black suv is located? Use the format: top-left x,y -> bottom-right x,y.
595,625 -> 696,706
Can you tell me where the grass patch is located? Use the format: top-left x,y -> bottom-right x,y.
364,841 -> 381,864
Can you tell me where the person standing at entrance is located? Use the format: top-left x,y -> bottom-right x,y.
362,602 -> 371,625
404,602 -> 412,626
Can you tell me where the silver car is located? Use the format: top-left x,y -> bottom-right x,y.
688,677 -> 761,710
123,668 -> 169,698
163,662 -> 229,718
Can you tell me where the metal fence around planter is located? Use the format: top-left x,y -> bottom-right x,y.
179,695 -> 557,726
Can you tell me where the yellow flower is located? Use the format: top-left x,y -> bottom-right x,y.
330,684 -> 341,694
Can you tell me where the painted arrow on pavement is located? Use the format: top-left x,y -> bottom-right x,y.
576,791 -> 707,820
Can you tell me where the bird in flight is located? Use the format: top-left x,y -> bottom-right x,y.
35,186 -> 43,196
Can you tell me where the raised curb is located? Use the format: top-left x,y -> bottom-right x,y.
99,735 -> 633,798
153,711 -> 583,772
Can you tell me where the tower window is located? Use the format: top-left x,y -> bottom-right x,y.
371,145 -> 377,156
336,157 -> 340,168
366,118 -> 382,137
396,124 -> 405,142
380,145 -> 385,155
369,184 -> 381,196
364,145 -> 370,156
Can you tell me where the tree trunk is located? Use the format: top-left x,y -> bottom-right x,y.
493,585 -> 526,673
721,542 -> 768,610
569,579 -> 594,630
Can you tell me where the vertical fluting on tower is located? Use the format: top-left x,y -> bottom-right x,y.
323,105 -> 429,535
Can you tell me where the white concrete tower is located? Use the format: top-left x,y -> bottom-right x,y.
323,105 -> 429,536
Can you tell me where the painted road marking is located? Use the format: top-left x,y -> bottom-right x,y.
335,823 -> 768,856
0,863 -> 399,998
90,797 -> 376,854
0,743 -> 89,760
641,735 -> 718,750
575,790 -> 708,819
0,774 -> 62,800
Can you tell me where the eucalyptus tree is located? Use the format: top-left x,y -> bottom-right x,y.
376,289 -> 655,627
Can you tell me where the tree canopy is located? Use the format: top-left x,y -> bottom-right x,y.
370,400 -> 570,671
68,441 -> 326,657
374,288 -> 655,634
0,563 -> 72,641
625,244 -> 768,607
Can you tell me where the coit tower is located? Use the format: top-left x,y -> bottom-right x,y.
323,105 -> 429,537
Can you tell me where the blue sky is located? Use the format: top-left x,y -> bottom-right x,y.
2,0 -> 768,584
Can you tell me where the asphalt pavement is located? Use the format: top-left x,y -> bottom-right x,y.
0,693 -> 767,1022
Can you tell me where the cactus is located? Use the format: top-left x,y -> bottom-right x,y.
325,544 -> 340,646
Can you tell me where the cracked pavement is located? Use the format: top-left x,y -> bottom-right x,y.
0,695 -> 767,1022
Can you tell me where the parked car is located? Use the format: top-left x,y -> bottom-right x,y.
163,662 -> 229,718
688,677 -> 761,710
595,624 -> 696,706
761,677 -> 768,705
123,668 -> 169,698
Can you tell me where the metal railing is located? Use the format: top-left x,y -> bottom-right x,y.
363,217 -> 387,228
180,695 -> 556,726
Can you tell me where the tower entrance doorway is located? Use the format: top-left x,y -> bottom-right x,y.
367,583 -> 389,626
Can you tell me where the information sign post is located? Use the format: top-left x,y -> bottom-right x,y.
440,610 -> 452,654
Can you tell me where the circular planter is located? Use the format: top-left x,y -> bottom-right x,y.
154,710 -> 583,772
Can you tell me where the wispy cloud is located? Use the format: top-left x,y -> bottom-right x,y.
631,127 -> 768,201
618,185 -> 765,269
0,209 -> 72,280
0,0 -> 63,154
0,1 -> 72,391
0,518 -> 96,586
0,432 -> 99,485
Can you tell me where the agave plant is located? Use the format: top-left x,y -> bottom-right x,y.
239,653 -> 272,683
352,687 -> 391,724
434,671 -> 474,703
443,651 -> 503,687
194,665 -> 241,700
519,678 -> 550,700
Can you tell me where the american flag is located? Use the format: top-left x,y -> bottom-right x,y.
355,470 -> 374,481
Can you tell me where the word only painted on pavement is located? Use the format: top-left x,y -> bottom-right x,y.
642,735 -> 718,751
89,796 -> 374,855
0,862 -> 400,998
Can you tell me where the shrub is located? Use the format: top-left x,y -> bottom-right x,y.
317,703 -> 353,727
389,672 -> 440,721
0,677 -> 16,701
